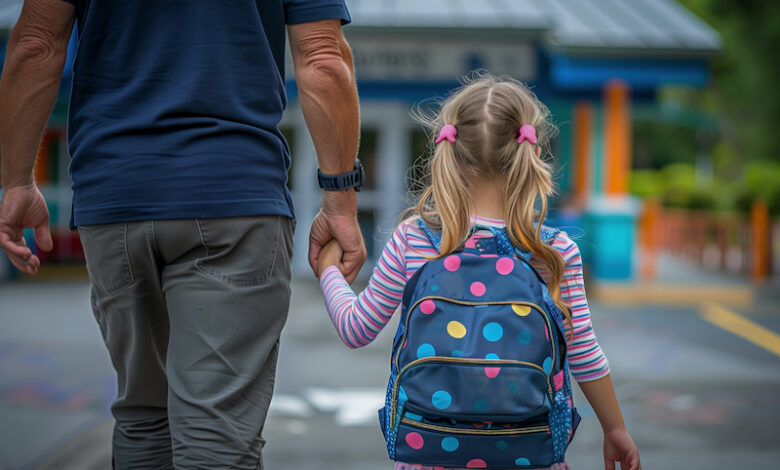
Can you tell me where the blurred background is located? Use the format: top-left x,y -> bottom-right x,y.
1,0 -> 778,469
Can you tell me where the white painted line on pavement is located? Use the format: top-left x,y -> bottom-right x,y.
306,388 -> 385,426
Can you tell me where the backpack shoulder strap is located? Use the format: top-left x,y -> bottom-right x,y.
539,224 -> 560,245
415,218 -> 441,253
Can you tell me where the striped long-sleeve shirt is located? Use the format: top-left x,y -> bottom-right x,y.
320,215 -> 610,382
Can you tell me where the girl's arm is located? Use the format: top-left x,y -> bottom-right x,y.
317,225 -> 411,348
554,235 -> 641,470
580,376 -> 641,470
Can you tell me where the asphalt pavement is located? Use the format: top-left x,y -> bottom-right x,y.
1,276 -> 779,470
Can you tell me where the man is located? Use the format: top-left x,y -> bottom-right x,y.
0,0 -> 366,468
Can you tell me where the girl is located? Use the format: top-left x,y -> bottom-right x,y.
316,75 -> 641,470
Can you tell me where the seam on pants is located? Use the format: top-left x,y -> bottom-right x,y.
262,215 -> 282,283
123,222 -> 135,281
195,218 -> 210,257
149,220 -> 160,256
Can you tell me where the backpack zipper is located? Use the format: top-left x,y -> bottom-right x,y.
390,356 -> 553,426
400,417 -> 550,436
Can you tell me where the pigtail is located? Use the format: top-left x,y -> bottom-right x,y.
420,136 -> 472,256
504,141 -> 574,335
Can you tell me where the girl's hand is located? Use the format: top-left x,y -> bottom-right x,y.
317,239 -> 344,277
604,427 -> 641,470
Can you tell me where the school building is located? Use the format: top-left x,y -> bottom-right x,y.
0,0 -> 721,281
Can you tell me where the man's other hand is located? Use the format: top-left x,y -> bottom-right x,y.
0,184 -> 53,275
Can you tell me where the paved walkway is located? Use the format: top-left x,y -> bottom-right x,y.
1,275 -> 779,469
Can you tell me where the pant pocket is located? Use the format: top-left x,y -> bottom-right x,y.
78,223 -> 134,296
195,215 -> 282,288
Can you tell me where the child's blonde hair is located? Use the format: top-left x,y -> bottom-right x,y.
410,73 -> 571,324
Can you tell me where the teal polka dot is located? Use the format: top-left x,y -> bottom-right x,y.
518,331 -> 531,344
417,343 -> 436,359
431,284 -> 439,292
441,436 -> 459,452
485,353 -> 499,360
452,349 -> 463,357
432,390 -> 452,410
515,457 -> 531,466
508,383 -> 521,394
495,440 -> 508,451
399,386 -> 408,401
474,398 -> 490,412
543,357 -> 552,374
405,411 -> 423,421
482,322 -> 503,342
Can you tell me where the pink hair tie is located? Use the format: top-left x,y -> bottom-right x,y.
435,124 -> 457,144
518,124 -> 538,145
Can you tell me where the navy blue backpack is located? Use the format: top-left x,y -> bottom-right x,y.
378,220 -> 580,469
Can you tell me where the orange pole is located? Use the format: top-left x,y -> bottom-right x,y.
603,80 -> 631,195
34,131 -> 52,184
639,198 -> 659,279
752,199 -> 770,282
572,101 -> 593,199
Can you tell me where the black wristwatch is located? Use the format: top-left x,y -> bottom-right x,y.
317,159 -> 365,191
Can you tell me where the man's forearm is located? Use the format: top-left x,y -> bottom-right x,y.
292,24 -> 360,176
0,10 -> 72,189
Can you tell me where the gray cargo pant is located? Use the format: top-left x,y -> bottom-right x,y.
78,215 -> 294,470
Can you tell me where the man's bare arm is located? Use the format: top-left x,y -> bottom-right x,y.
288,19 -> 366,283
0,0 -> 75,274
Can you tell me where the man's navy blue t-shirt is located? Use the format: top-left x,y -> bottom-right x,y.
62,0 -> 350,227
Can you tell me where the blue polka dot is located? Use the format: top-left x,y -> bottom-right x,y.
543,357 -> 552,374
495,440 -> 508,451
515,457 -> 531,466
474,398 -> 490,412
432,390 -> 452,410
452,349 -> 463,357
508,383 -> 521,394
441,436 -> 459,452
482,322 -> 503,342
417,343 -> 436,359
518,331 -> 532,344
405,411 -> 423,421
485,353 -> 499,360
431,284 -> 439,292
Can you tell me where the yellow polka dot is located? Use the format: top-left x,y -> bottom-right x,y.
512,304 -> 532,317
447,321 -> 467,339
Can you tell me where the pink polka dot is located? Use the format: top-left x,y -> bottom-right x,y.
405,432 -> 424,450
554,370 -> 564,391
470,282 -> 486,296
472,422 -> 485,429
545,324 -> 549,341
466,459 -> 487,468
443,255 -> 461,272
420,300 -> 436,315
495,257 -> 514,275
484,367 -> 500,378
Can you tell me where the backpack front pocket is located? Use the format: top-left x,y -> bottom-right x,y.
394,413 -> 555,469
392,357 -> 552,423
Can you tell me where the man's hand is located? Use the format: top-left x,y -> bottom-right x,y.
0,184 -> 53,274
309,190 -> 366,283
